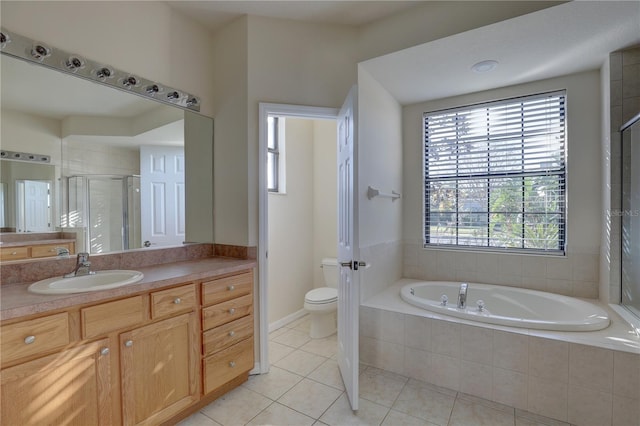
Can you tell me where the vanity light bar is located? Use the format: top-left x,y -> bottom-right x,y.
0,28 -> 201,112
0,150 -> 51,163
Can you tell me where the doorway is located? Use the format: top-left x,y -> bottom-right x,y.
258,103 -> 339,373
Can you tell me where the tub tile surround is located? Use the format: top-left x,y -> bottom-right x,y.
360,282 -> 640,426
360,240 -> 403,302
404,242 -> 600,299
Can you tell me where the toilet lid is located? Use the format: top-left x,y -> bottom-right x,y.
305,287 -> 338,304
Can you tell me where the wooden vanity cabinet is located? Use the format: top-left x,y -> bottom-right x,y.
1,338 -> 113,426
0,241 -> 75,261
201,271 -> 254,395
0,268 -> 255,426
120,312 -> 199,426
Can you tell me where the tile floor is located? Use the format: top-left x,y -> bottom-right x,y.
179,315 -> 572,426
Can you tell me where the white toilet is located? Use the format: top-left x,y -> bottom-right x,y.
304,258 -> 338,338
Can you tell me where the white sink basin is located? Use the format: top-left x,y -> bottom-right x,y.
28,270 -> 144,294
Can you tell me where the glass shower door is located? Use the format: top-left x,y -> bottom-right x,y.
621,116 -> 640,318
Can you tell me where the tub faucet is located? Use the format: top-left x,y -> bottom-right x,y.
64,252 -> 95,278
458,283 -> 469,309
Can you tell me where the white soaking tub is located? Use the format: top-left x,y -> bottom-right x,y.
400,281 -> 610,331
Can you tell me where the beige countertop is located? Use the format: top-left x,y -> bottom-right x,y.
0,257 -> 256,321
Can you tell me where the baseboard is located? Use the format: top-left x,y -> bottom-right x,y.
268,308 -> 307,333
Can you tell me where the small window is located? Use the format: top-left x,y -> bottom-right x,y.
423,91 -> 566,254
267,116 -> 286,193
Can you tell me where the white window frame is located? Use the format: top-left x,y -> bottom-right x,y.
423,90 -> 567,255
267,116 -> 286,194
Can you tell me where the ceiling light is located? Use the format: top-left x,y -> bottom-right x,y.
472,60 -> 499,73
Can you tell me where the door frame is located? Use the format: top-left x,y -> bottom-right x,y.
257,103 -> 339,374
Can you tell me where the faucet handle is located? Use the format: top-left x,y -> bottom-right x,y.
77,252 -> 90,262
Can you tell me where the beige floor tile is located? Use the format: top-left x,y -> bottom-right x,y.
274,349 -> 328,376
382,409 -> 436,426
269,340 -> 296,363
320,393 -> 390,426
177,412 -> 222,426
308,359 -> 346,390
392,380 -> 455,425
278,378 -> 343,419
448,398 -> 514,426
290,315 -> 312,333
273,328 -> 312,348
244,366 -> 304,400
246,402 -> 315,426
456,393 -> 515,414
515,409 -> 570,426
269,327 -> 289,339
359,367 -> 408,407
200,386 -> 272,426
301,334 -> 338,358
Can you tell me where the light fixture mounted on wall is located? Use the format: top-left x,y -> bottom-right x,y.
0,27 -> 201,112
471,59 -> 499,73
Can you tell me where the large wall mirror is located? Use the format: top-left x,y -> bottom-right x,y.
1,38 -> 214,257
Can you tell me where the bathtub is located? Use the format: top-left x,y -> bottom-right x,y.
400,281 -> 610,331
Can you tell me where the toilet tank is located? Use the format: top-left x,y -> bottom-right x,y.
321,258 -> 339,288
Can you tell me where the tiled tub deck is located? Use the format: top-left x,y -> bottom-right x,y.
360,280 -> 640,426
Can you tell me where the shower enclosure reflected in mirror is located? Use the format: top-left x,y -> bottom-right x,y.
1,34 -> 213,257
621,113 -> 640,319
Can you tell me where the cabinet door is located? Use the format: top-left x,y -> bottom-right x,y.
1,339 -> 112,426
120,312 -> 198,426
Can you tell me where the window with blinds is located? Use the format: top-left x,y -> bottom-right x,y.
423,91 -> 566,253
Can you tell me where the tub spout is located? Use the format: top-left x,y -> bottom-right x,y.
457,283 -> 468,309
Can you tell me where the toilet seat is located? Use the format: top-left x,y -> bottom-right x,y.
305,287 -> 337,304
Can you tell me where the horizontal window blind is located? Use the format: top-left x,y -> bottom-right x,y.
424,91 -> 566,253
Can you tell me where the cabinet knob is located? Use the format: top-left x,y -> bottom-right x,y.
24,335 -> 36,345
229,361 -> 236,368
174,298 -> 181,304
228,330 -> 235,337
229,308 -> 236,315
11,251 -> 17,256
124,340 -> 133,347
227,285 -> 235,291
100,347 -> 110,356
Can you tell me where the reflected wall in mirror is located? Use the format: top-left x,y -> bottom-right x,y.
1,49 -> 214,256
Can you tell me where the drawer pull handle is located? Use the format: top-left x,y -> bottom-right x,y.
229,361 -> 236,368
24,335 -> 36,345
228,330 -> 235,337
174,298 -> 182,304
229,308 -> 236,315
228,285 -> 235,291
11,251 -> 17,255
100,347 -> 110,356
124,340 -> 133,347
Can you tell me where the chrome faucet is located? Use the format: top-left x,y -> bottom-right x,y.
457,282 -> 469,309
64,252 -> 95,278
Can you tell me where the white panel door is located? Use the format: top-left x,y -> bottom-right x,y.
337,86 -> 360,411
21,180 -> 51,232
140,146 -> 185,248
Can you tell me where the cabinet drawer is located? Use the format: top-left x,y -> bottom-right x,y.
81,296 -> 144,339
1,312 -> 69,365
203,338 -> 253,394
202,294 -> 253,330
0,246 -> 29,261
202,271 -> 252,306
203,315 -> 253,356
31,243 -> 72,258
151,284 -> 196,319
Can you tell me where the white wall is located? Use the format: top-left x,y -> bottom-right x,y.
600,57 -> 613,303
0,1 -> 215,116
403,70 -> 602,299
312,120 -> 338,288
268,118 -> 337,324
357,68 -> 404,301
